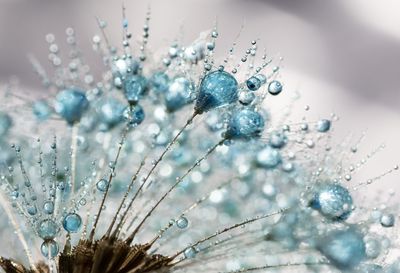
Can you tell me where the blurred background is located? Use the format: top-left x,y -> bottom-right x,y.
0,0 -> 399,189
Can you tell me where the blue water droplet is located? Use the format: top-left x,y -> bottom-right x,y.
33,100 -> 51,121
97,99 -> 125,131
165,77 -> 193,112
269,131 -> 287,149
112,58 -> 139,82
316,119 -> 331,132
226,109 -> 265,140
40,240 -> 59,258
184,246 -> 197,258
62,213 -> 82,233
96,178 -> 109,192
123,75 -> 147,104
268,80 -> 283,95
238,91 -> 255,105
43,201 -> 54,215
256,146 -> 282,169
310,183 -> 353,221
176,216 -> 189,229
27,205 -> 37,216
37,219 -> 59,240
195,71 -> 238,113
318,228 -> 366,269
123,105 -> 145,127
246,76 -> 261,91
55,88 -> 89,125
151,72 -> 169,93
380,213 -> 395,227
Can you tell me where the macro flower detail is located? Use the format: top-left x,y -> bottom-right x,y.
0,5 -> 398,273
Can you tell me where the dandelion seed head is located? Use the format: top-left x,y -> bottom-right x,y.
0,6 -> 399,273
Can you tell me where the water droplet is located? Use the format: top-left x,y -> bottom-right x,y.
123,75 -> 147,104
256,146 -> 282,169
310,184 -> 353,221
267,80 -> 283,95
165,77 -> 193,112
317,119 -> 331,132
184,246 -> 197,258
318,228 -> 366,269
195,71 -> 238,113
55,89 -> 89,125
37,219 -> 59,240
380,213 -> 395,227
246,76 -> 261,91
123,105 -> 145,127
226,109 -> 265,140
41,240 -> 59,258
176,216 -> 189,229
96,179 -> 109,192
62,213 -> 82,233
43,201 -> 54,214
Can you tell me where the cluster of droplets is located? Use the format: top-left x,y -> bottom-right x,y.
0,9 -> 399,273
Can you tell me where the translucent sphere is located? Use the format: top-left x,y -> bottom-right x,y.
318,228 -> 366,269
268,80 -> 283,95
33,100 -> 51,121
317,119 -> 331,132
151,72 -> 169,93
365,238 -> 381,259
111,57 -> 139,80
310,184 -> 353,221
184,247 -> 197,258
226,109 -> 265,140
269,131 -> 287,149
165,77 -> 193,112
256,146 -> 282,169
96,178 -> 109,192
238,91 -> 255,105
123,75 -> 147,104
43,201 -> 54,215
122,105 -> 145,127
176,216 -> 189,229
41,240 -> 59,258
246,76 -> 261,91
37,219 -> 59,240
380,213 -> 395,227
62,213 -> 82,233
27,205 -> 37,216
55,88 -> 89,125
195,71 -> 238,113
97,99 -> 124,131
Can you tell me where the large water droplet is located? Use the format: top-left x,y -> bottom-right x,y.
226,109 -> 265,140
62,213 -> 82,233
55,88 -> 89,125
316,119 -> 331,132
268,80 -> 283,95
256,146 -> 282,169
195,71 -> 238,113
37,219 -> 59,240
165,77 -> 193,112
310,183 -> 353,221
123,105 -> 145,127
176,216 -> 189,229
96,178 -> 109,192
123,75 -> 147,104
318,228 -> 366,270
184,246 -> 197,258
40,240 -> 59,258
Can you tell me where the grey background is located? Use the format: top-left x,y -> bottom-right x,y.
0,0 -> 399,189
